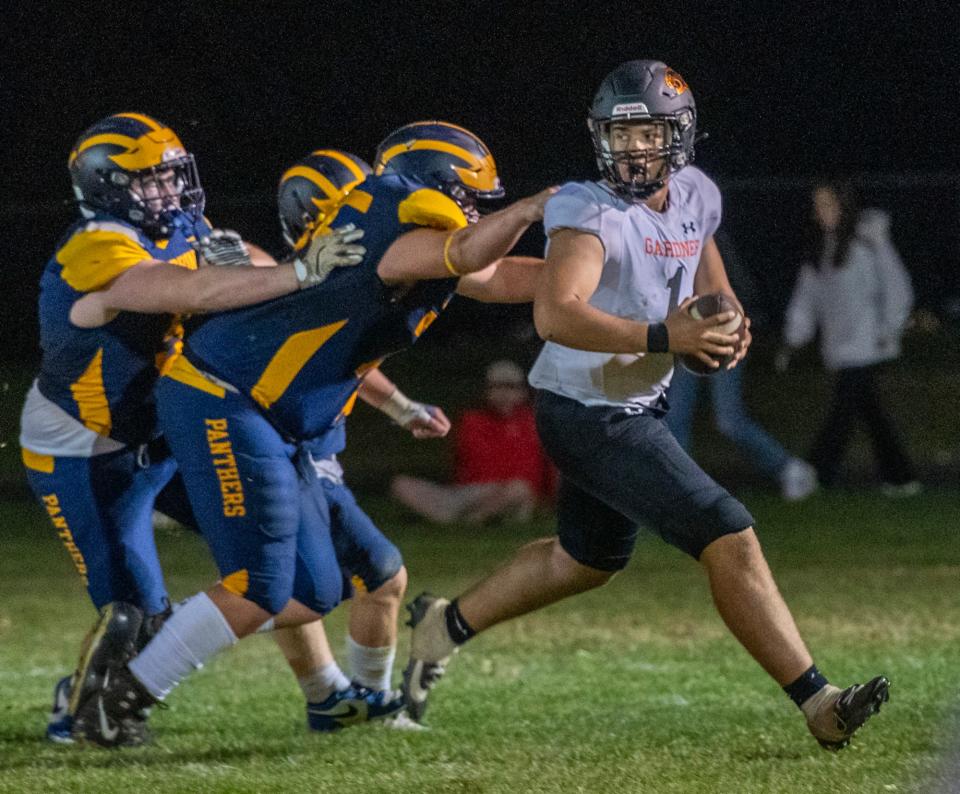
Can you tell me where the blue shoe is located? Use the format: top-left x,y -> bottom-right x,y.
307,684 -> 405,732
46,675 -> 75,744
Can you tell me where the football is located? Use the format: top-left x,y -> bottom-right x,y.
679,293 -> 745,376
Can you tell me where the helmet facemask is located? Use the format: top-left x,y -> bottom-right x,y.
121,154 -> 204,236
589,110 -> 696,202
441,182 -> 483,224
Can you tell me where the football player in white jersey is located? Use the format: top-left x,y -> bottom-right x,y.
402,60 -> 889,751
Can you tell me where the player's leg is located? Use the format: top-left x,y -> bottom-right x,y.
405,391 -> 888,747
288,472 -> 402,730
402,392 -> 642,718
325,475 -> 408,720
273,619 -> 351,699
23,448 -> 168,744
455,480 -> 624,631
700,528 -> 812,682
402,480 -> 633,721
72,378 -> 316,746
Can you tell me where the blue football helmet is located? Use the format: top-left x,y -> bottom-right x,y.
277,149 -> 371,251
373,121 -> 504,222
68,112 -> 204,238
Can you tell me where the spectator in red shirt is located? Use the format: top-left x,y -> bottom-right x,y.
390,361 -> 554,524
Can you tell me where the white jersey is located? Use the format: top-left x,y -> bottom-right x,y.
529,166 -> 722,408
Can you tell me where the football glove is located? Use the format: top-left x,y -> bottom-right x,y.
195,229 -> 253,267
294,224 -> 366,288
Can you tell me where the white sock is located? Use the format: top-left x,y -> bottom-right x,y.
346,634 -> 396,692
298,662 -> 350,703
129,591 -> 238,700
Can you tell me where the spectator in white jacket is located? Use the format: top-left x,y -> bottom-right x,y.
780,181 -> 918,494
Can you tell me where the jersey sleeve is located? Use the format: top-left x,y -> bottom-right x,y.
698,172 -> 723,239
55,221 -> 152,292
543,183 -> 604,238
396,188 -> 468,231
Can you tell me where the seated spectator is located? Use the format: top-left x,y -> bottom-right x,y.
390,360 -> 554,524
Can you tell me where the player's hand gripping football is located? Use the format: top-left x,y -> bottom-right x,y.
729,314 -> 752,369
664,295 -> 740,370
294,224 -> 366,288
195,229 -> 253,267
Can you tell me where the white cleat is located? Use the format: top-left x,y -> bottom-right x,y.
401,593 -> 457,722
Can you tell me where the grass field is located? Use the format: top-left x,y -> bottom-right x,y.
0,490 -> 958,793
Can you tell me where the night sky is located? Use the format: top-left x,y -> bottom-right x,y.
2,1 -> 959,363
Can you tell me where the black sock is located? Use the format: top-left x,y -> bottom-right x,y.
783,664 -> 829,708
444,599 -> 476,645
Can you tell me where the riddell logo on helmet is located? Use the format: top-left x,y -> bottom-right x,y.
612,103 -> 649,116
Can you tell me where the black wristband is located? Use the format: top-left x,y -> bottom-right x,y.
647,322 -> 669,353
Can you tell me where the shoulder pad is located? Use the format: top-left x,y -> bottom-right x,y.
55,221 -> 151,292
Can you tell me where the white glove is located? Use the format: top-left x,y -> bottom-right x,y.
379,388 -> 434,428
195,229 -> 252,267
294,224 -> 366,288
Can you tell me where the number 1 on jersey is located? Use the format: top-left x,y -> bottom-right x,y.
666,267 -> 684,313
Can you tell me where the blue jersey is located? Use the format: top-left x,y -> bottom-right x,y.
179,174 -> 466,441
35,212 -> 210,447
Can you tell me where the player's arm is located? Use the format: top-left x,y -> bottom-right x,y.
69,225 -> 365,327
534,229 -> 738,365
694,235 -> 752,365
69,259 -> 302,326
359,368 -> 451,439
455,256 -> 544,303
377,188 -> 556,284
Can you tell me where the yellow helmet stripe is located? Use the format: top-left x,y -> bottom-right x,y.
113,112 -> 163,131
312,150 -> 366,181
280,165 -> 344,201
378,139 -> 485,172
68,133 -> 137,165
69,128 -> 187,171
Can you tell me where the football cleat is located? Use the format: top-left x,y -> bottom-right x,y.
804,676 -> 890,751
67,602 -> 144,719
72,664 -> 158,748
382,710 -> 429,731
401,592 -> 457,722
306,684 -> 405,732
46,675 -> 75,743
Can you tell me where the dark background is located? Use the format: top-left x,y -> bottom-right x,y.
2,0 -> 959,363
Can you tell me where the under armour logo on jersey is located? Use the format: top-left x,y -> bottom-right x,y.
682,221 -> 696,235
